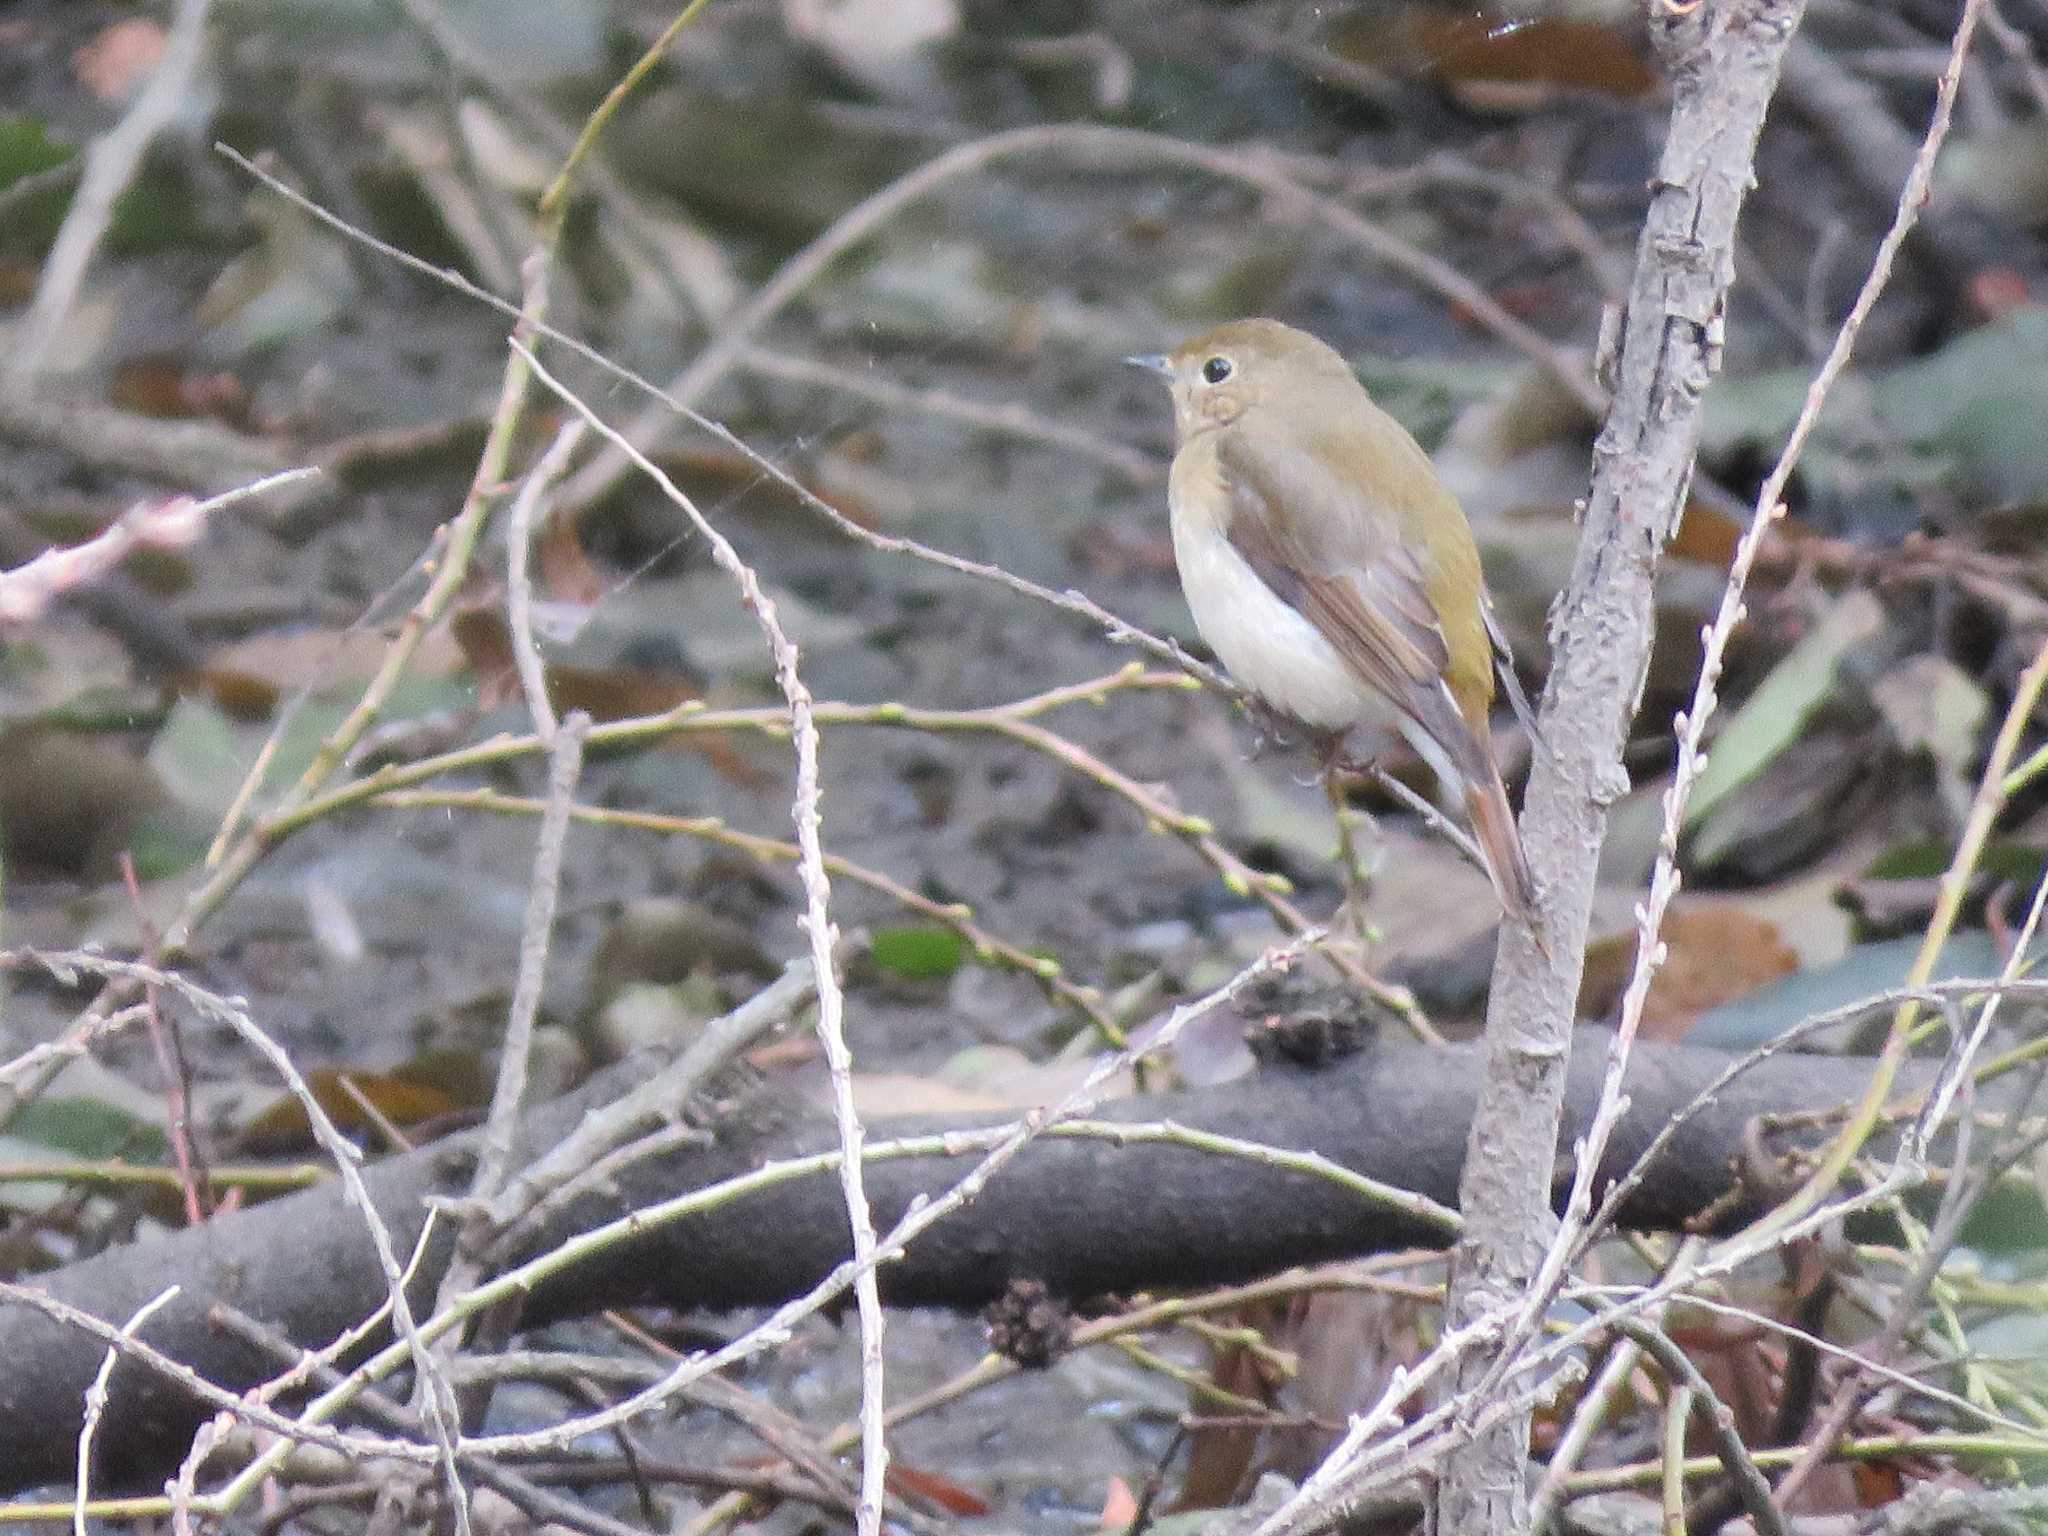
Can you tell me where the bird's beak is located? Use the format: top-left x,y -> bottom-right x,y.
1125,353 -> 1173,379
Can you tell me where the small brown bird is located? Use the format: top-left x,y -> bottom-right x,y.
1131,318 -> 1537,922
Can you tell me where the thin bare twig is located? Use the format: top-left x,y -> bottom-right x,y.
21,954 -> 471,1519
465,715 -> 587,1215
553,120 -> 1599,514
1502,0 -> 1989,1441
1561,1432 -> 2048,1499
75,1287 -> 180,1536
0,468 -> 316,628
1661,1378 -> 1692,1536
0,157 -> 81,226
515,343 -> 891,1536
1914,831 -> 2048,1158
534,0 -> 715,224
1435,5 -> 1811,1534
1615,1319 -> 1786,1536
737,346 -> 1163,483
0,388 -> 296,499
116,854 -> 208,1226
4,0 -> 212,387
503,383 -> 582,744
1984,2 -> 2048,117
485,960 -> 815,1259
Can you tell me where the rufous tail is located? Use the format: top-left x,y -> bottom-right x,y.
1465,766 -> 1540,932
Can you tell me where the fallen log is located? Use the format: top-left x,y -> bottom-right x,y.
0,1024 -> 1961,1491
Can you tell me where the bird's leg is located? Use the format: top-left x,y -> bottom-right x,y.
1314,732 -> 1381,950
1238,695 -> 1304,760
1319,739 -> 1384,784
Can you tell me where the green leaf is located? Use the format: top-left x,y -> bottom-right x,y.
6,1097 -> 166,1161
103,167 -> 210,255
148,695 -> 246,818
0,115 -> 77,246
869,926 -> 967,980
1703,305 -> 2048,505
0,116 -> 70,181
1686,590 -> 1883,834
1862,841 -> 2046,884
1955,1175 -> 2048,1257
123,809 -> 211,880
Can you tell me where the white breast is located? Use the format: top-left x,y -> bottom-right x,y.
1170,494 -> 1381,733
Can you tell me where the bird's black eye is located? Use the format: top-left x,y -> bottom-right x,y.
1200,356 -> 1233,385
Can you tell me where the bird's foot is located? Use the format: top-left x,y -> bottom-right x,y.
1240,698 -> 1308,760
1311,733 -> 1377,792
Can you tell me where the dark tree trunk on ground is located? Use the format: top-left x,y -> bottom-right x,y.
0,1029 -> 1942,1493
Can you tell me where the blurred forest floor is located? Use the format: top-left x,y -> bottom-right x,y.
3,0 -> 2048,1531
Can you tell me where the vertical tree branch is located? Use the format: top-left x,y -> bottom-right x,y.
1436,3 -> 1810,1533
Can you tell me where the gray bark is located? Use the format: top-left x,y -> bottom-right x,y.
1436,4 -> 1812,1534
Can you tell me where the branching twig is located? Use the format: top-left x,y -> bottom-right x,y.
0,469 -> 315,628
74,1287 -> 179,1536
1432,6 -> 1812,1535
1615,1319 -> 1786,1536
1489,0 -> 1991,1463
427,711 -> 592,1439
21,954 -> 471,1515
515,344 -> 892,1536
502,396 -> 582,745
466,714 -> 588,1212
485,961 -> 816,1253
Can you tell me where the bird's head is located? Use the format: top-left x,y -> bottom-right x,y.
1128,318 -> 1359,441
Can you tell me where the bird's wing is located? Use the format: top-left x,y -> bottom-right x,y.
1483,593 -> 1551,763
1217,428 -> 1483,775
